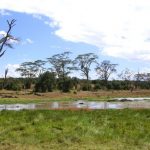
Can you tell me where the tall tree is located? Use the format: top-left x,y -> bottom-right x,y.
96,60 -> 118,85
33,59 -> 46,76
118,68 -> 134,91
47,52 -> 73,78
16,61 -> 39,89
118,68 -> 133,81
74,53 -> 98,90
16,62 -> 38,78
47,52 -> 74,92
134,71 -> 144,89
0,19 -> 18,57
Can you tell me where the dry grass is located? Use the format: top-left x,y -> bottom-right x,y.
0,89 -> 150,100
0,89 -> 150,103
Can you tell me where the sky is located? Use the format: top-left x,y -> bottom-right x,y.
0,0 -> 150,79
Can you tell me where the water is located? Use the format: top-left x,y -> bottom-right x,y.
112,97 -> 150,101
1,100 -> 150,111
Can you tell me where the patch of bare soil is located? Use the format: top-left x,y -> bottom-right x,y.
0,89 -> 150,100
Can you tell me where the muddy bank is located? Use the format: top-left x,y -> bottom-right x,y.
110,97 -> 150,102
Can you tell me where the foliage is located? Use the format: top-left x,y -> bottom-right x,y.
4,78 -> 22,91
74,53 -> 98,90
82,84 -> 92,91
74,53 -> 98,80
57,77 -> 73,92
118,68 -> 134,90
47,51 -> 73,78
93,83 -> 102,90
3,50 -> 150,92
35,71 -> 56,92
96,60 -> 118,85
71,77 -> 79,90
24,78 -> 32,89
33,59 -> 46,76
16,62 -> 39,78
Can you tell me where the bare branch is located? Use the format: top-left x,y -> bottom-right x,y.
0,19 -> 17,57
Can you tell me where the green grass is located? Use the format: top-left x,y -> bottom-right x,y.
0,97 -> 109,104
0,98 -> 51,104
0,109 -> 150,149
1,89 -> 150,104
0,98 -> 77,104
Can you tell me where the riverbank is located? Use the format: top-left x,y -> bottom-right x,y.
0,109 -> 150,150
1,89 -> 150,104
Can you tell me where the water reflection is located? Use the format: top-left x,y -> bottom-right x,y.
0,104 -> 35,111
1,100 -> 150,111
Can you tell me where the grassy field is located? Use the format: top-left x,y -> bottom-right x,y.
1,89 -> 150,104
0,90 -> 150,149
0,109 -> 150,150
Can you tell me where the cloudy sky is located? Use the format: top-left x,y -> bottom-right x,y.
0,0 -> 150,78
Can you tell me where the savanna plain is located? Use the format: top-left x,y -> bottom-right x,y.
0,90 -> 150,150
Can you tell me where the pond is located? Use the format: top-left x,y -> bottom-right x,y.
1,99 -> 150,111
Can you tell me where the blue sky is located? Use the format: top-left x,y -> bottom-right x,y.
0,0 -> 150,79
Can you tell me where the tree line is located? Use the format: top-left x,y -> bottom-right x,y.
13,51 -> 120,92
0,51 -> 148,93
1,19 -> 150,93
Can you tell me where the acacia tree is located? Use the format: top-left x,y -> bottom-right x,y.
95,60 -> 118,86
134,72 -> 150,89
0,19 -> 18,57
47,51 -> 74,92
134,71 -> 145,89
74,53 -> 98,90
16,62 -> 39,78
47,52 -> 73,78
16,61 -> 39,89
34,59 -> 46,76
118,68 -> 134,91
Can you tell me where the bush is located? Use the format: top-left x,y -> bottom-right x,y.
35,71 -> 56,93
82,84 -> 92,91
4,78 -> 22,91
57,77 -> 73,92
111,80 -> 122,90
24,79 -> 32,89
94,83 -> 102,90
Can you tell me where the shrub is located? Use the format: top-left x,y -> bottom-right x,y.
35,71 -> 56,93
57,77 -> 73,92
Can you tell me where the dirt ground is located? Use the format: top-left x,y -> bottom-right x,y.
0,89 -> 150,101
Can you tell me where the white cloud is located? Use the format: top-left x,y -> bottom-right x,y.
0,31 -> 7,37
26,38 -> 33,44
0,9 -> 10,16
5,64 -> 20,77
22,38 -> 34,45
1,0 -> 150,60
32,14 -> 42,20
